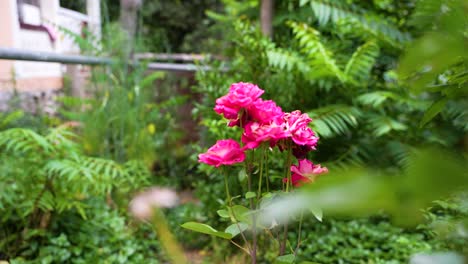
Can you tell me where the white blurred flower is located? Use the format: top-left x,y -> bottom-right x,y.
129,187 -> 179,221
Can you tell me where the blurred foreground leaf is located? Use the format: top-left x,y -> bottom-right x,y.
260,149 -> 467,226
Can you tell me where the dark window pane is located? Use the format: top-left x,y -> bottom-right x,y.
60,0 -> 87,13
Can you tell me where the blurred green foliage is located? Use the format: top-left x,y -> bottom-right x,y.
0,127 -> 155,262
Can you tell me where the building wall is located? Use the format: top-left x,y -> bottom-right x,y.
0,0 -> 101,113
0,0 -> 19,85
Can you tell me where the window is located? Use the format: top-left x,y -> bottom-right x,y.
22,0 -> 40,6
17,0 -> 41,25
60,0 -> 87,14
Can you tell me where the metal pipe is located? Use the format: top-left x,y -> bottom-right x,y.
0,48 -> 221,72
0,48 -> 111,65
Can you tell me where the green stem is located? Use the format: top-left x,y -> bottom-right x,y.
223,168 -> 232,205
246,151 -> 257,264
224,166 -> 251,253
295,210 -> 304,255
281,141 -> 293,255
265,147 -> 270,192
257,144 -> 266,201
285,141 -> 293,193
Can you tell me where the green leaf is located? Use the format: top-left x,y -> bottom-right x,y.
228,205 -> 251,223
224,222 -> 249,238
217,209 -> 230,218
238,169 -> 247,182
245,192 -> 256,199
420,98 -> 448,127
276,254 -> 295,264
309,205 -> 323,222
181,222 -> 232,239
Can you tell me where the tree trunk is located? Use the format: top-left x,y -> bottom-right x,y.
260,0 -> 274,39
119,0 -> 142,56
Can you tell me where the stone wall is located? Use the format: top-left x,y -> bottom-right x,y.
0,87 -> 62,115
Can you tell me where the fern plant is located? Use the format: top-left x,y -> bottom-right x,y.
0,127 -> 150,258
299,0 -> 411,48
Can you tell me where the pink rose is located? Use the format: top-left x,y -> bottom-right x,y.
247,99 -> 284,124
242,121 -> 288,149
228,82 -> 264,108
291,126 -> 318,147
214,95 -> 240,120
198,139 -> 246,167
283,159 -> 328,187
284,110 -> 312,132
214,82 -> 264,121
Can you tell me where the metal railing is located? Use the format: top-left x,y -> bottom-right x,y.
0,47 -> 217,72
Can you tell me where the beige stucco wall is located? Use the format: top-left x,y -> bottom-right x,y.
0,0 -> 101,95
0,0 -> 100,95
0,0 -> 19,84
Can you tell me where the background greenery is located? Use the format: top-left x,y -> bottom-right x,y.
1,0 -> 466,263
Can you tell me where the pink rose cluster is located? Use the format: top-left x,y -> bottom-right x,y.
199,82 -> 327,186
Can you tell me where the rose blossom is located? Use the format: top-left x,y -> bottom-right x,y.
198,139 -> 246,167
291,126 -> 318,147
283,159 -> 328,187
284,110 -> 312,132
242,121 -> 288,149
247,99 -> 284,124
214,82 -> 264,121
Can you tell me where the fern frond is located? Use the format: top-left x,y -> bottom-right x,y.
345,40 -> 380,83
80,156 -> 126,180
44,159 -> 96,182
46,127 -> 81,154
288,21 -> 347,82
308,105 -> 361,138
328,144 -> 368,169
300,0 -> 410,48
267,48 -> 310,73
386,141 -> 414,168
0,110 -> 24,129
37,191 -> 55,211
367,115 -> 408,137
121,160 -> 151,189
356,91 -> 399,107
0,128 -> 53,154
